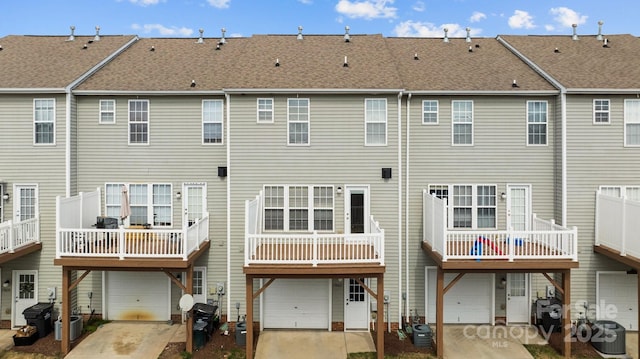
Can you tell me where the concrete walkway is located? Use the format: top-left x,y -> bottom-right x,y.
255,331 -> 375,359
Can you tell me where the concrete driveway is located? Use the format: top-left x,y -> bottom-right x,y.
65,322 -> 183,359
255,330 -> 375,359
443,325 -> 546,359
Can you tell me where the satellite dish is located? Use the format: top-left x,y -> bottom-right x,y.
179,294 -> 194,312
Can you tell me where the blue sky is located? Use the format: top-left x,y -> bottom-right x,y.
0,0 -> 636,38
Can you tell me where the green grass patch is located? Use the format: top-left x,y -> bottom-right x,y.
348,352 -> 435,359
82,318 -> 111,333
524,344 -> 562,359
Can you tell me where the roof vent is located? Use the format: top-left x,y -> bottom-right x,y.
596,20 -> 604,41
150,45 -> 155,51
554,47 -> 560,53
197,28 -> 204,44
603,38 -> 609,48
443,28 -> 449,43
0,45 -> 3,51
215,44 -> 221,50
475,44 -> 480,48
297,26 -> 303,40
219,28 -> 226,45
468,45 -> 473,53
191,80 -> 196,87
94,26 -> 101,41
344,26 -> 350,42
413,53 -> 419,60
67,26 -> 76,42
82,44 -> 88,50
275,58 -> 280,67
512,79 -> 519,88
465,27 -> 471,43
572,24 -> 579,40
343,55 -> 349,67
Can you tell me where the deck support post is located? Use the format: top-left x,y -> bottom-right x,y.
436,266 -> 444,358
61,267 -> 72,355
376,274 -> 384,359
562,270 -> 571,358
186,265 -> 194,353
246,275 -> 254,359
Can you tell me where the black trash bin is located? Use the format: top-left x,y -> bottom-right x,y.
192,303 -> 218,339
23,302 -> 53,338
235,321 -> 246,346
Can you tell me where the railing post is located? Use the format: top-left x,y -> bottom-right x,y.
621,196 -> 627,256
118,226 -> 125,260
379,229 -> 385,266
35,215 -> 41,244
8,220 -> 14,254
182,227 -> 188,261
572,226 -> 578,261
508,227 -> 514,262
312,231 -> 318,267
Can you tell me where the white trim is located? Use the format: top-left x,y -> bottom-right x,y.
287,98 -> 310,146
256,98 -> 274,124
202,99 -> 224,145
13,184 -> 39,222
593,99 -> 611,125
408,90 -> 559,96
421,99 -> 439,125
182,183 -> 207,228
526,100 -> 549,146
344,185 -> 370,235
74,90 -> 226,96
506,273 -> 530,325
99,99 -> 117,124
0,88 -> 66,94
624,99 -> 640,147
33,98 -> 56,146
506,184 -> 533,231
225,93 -> 231,326
404,93 -> 411,327
344,278 -> 370,331
12,270 -> 38,328
65,92 -> 71,197
451,100 -> 474,146
397,91 -> 403,325
127,99 -> 150,146
364,98 -> 388,146
224,88 -> 404,94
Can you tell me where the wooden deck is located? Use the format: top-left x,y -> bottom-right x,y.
249,243 -> 378,262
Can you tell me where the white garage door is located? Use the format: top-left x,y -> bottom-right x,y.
104,271 -> 170,321
597,271 -> 637,330
425,268 -> 493,324
262,279 -> 330,329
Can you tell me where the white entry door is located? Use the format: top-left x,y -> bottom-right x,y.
14,185 -> 38,222
345,186 -> 369,235
507,273 -> 529,324
507,185 -> 531,231
13,270 -> 38,327
183,183 -> 206,228
344,278 -> 369,330
192,266 -> 207,304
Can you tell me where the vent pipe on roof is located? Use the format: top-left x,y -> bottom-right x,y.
94,26 -> 101,41
343,55 -> 349,67
67,26 -> 75,42
512,79 -> 519,88
219,28 -> 226,45
443,28 -> 449,43
344,26 -> 350,42
275,58 -> 280,67
197,29 -> 204,44
572,24 -> 579,40
597,21 -> 604,41
603,38 -> 609,48
297,26 -> 303,40
465,27 -> 471,43
468,45 -> 473,52
414,53 -> 419,60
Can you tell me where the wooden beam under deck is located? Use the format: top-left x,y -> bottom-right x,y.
0,242 -> 42,265
243,263 -> 385,277
594,244 -> 640,270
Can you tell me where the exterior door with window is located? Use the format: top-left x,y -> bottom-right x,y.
14,185 -> 37,222
507,185 -> 531,231
345,186 -> 369,235
507,273 -> 529,323
183,184 -> 206,228
344,278 -> 369,330
192,266 -> 207,304
13,270 -> 37,327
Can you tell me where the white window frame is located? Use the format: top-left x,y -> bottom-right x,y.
202,99 -> 224,145
624,99 -> 640,147
33,98 -> 56,145
365,98 -> 388,146
428,184 -> 497,229
257,98 -> 274,123
105,183 -> 173,228
128,99 -> 149,145
422,100 -> 439,125
526,100 -> 548,146
287,98 -> 310,146
593,99 -> 610,125
599,185 -> 640,201
263,185 -> 334,232
451,100 -> 473,146
99,99 -> 116,124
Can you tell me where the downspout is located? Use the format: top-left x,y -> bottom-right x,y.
405,93 -> 411,328
561,89 -> 567,226
397,91 -> 403,326
225,93 -> 232,323
65,90 -> 71,197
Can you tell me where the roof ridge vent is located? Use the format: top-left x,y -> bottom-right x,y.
197,28 -> 204,44
596,20 -> 604,41
94,26 -> 100,41
344,26 -> 350,42
443,28 -> 449,43
219,28 -> 226,45
572,24 -> 579,40
297,26 -> 303,40
66,26 -> 75,42
465,27 -> 471,43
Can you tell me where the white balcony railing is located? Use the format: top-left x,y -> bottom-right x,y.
55,189 -> 209,260
595,191 -> 640,258
0,217 -> 41,254
423,190 -> 578,262
244,192 -> 385,266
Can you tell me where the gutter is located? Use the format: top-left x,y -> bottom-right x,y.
565,88 -> 640,94
72,90 -> 225,96
0,88 -> 66,94
404,93 -> 411,327
406,90 -> 559,96
223,88 -> 405,95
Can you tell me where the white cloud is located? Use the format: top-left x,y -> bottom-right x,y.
550,7 -> 587,28
393,21 -> 476,38
131,23 -> 194,36
508,10 -> 535,29
298,0 -> 313,4
335,0 -> 397,20
544,24 -> 555,31
207,0 -> 230,9
412,1 -> 425,12
127,0 -> 164,6
470,11 -> 486,23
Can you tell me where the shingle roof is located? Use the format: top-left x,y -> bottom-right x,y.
0,35 -> 136,89
385,37 -> 557,92
77,34 -> 405,92
500,34 -> 640,89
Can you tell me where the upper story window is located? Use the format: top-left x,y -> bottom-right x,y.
452,100 -> 473,146
128,100 -> 149,145
287,98 -> 309,145
600,185 -> 640,201
527,100 -> 547,145
624,99 -> 640,147
99,99 -> 116,124
365,99 -> 387,146
422,100 -> 439,124
34,99 -> 55,145
202,100 -> 223,144
263,185 -> 334,232
105,183 -> 173,227
257,98 -> 274,123
429,184 -> 496,229
593,99 -> 610,124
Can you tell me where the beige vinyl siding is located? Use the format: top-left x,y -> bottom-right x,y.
0,94 -> 67,321
406,95 -> 559,317
74,95 -> 228,315
229,94 -> 400,324
565,94 -> 640,311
